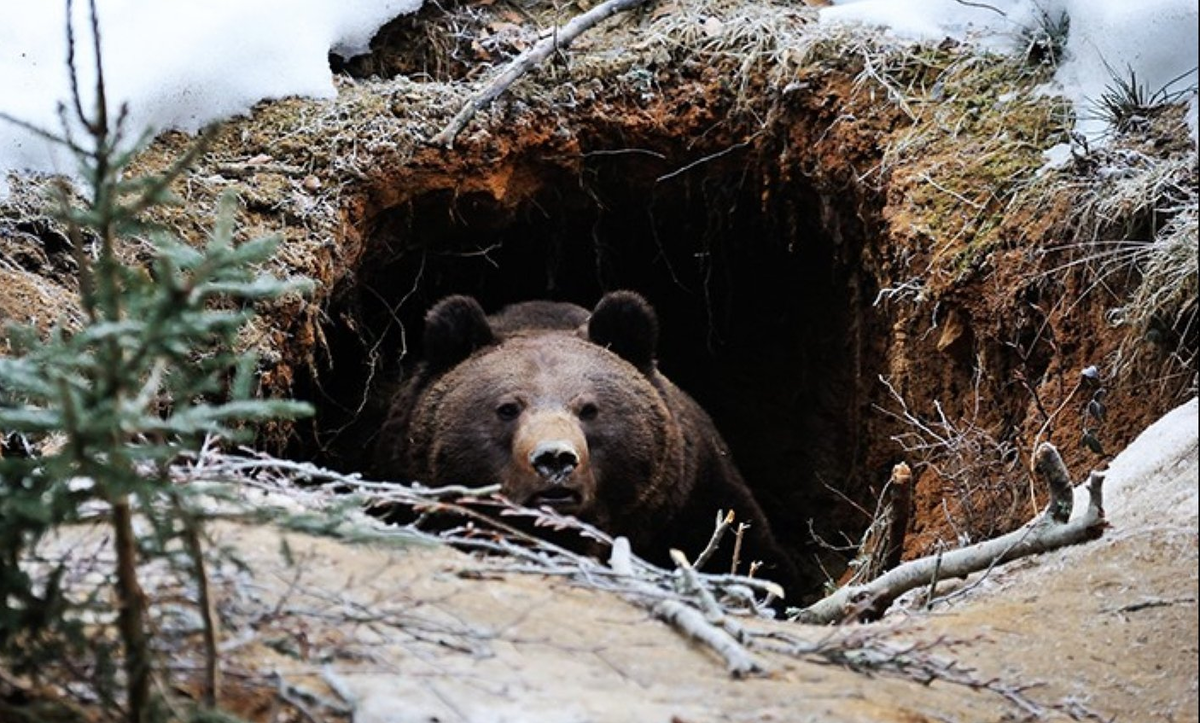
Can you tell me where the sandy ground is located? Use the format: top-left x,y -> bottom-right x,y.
120,397 -> 1192,723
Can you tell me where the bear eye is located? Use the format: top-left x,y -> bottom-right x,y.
496,401 -> 522,421
578,401 -> 599,421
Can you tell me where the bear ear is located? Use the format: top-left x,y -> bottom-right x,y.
588,290 -> 659,370
423,295 -> 495,370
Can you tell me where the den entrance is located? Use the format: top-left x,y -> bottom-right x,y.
301,144 -> 886,594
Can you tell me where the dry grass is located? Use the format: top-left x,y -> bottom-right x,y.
640,0 -> 816,93
1031,126 -> 1198,396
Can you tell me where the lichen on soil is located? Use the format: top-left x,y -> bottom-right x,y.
2,0 -> 1196,597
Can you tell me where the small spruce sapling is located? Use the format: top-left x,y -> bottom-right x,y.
0,1 -> 312,719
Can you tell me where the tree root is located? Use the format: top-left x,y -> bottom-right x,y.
795,443 -> 1106,624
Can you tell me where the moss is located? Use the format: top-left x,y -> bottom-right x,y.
843,48 -> 1072,287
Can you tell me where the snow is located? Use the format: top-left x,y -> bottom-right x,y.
820,0 -> 1043,52
1054,0 -> 1198,143
1,0 -> 1197,192
0,0 -> 421,195
1087,396 -> 1199,532
822,0 -> 1199,153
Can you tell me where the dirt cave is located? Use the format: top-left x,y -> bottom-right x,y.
290,132 -> 888,595
0,0 -> 1190,612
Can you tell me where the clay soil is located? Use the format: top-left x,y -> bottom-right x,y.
1,0 -> 1197,720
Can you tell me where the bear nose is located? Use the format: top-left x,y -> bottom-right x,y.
530,441 -> 579,481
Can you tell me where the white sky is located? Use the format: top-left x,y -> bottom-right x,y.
0,0 -> 1197,190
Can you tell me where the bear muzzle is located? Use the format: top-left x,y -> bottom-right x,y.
530,440 -> 579,482
525,440 -> 585,508
509,412 -> 593,511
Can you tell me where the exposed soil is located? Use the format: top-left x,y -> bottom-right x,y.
1,0 -> 1197,719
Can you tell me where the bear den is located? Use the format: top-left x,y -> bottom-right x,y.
373,290 -> 801,599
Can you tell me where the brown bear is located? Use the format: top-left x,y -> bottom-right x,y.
375,291 -> 798,597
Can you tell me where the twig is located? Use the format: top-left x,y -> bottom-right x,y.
693,510 -> 734,571
1108,596 -> 1197,614
431,0 -> 656,147
670,549 -> 726,619
320,665 -> 358,711
755,626 -> 1051,716
924,545 -> 944,611
172,491 -> 220,708
953,0 -> 1007,16
927,525 -> 1039,608
730,522 -> 748,576
272,673 -> 319,723
1028,377 -> 1084,514
876,375 -> 1022,542
655,140 -> 754,183
650,599 -> 763,677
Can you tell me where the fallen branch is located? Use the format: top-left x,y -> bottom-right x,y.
430,0 -> 655,147
794,444 -> 1106,624
652,599 -> 763,677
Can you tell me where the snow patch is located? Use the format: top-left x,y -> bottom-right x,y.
819,0 -> 1040,52
1041,142 -> 1073,169
0,0 -> 421,195
1075,396 -> 1199,531
1054,0 -> 1199,146
822,0 -> 1200,149
2,0 -> 1196,192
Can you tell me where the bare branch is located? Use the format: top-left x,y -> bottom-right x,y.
693,509 -> 734,571
431,0 -> 656,147
730,522 -> 749,576
842,462 -> 912,587
651,599 -> 764,677
795,446 -> 1106,624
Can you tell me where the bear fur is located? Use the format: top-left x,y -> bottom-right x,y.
375,291 -> 798,596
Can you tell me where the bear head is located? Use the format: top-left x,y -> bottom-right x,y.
400,291 -> 689,532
